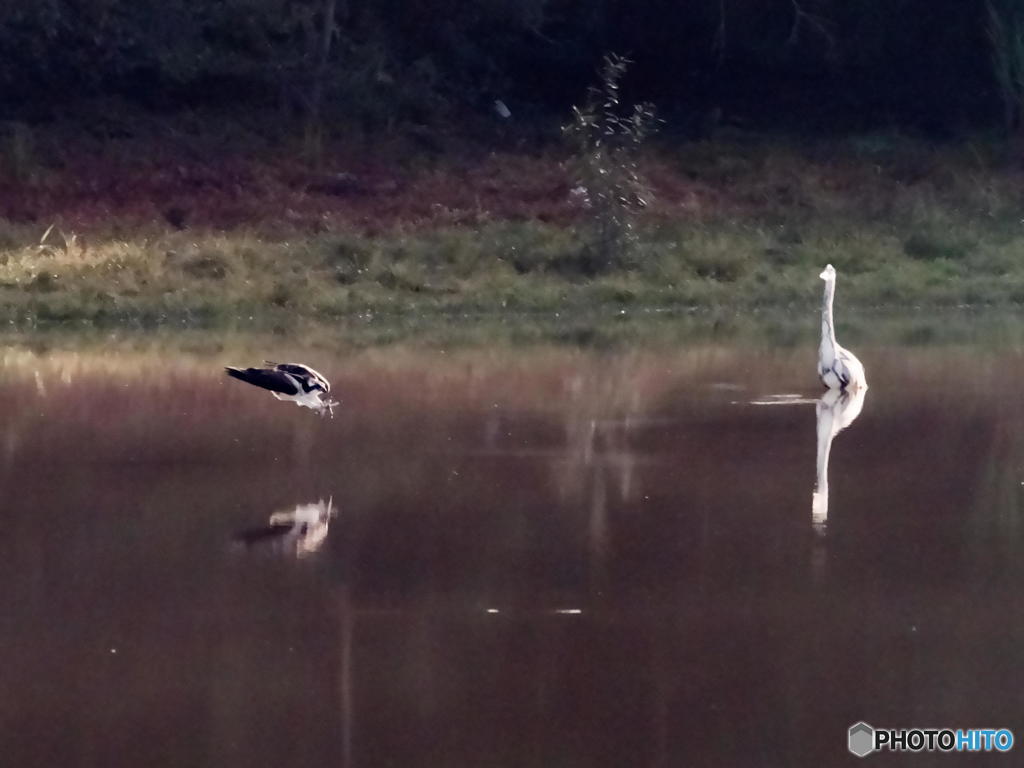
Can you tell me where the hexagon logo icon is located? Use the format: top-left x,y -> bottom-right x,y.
848,722 -> 875,757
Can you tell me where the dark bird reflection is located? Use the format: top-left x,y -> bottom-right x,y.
233,498 -> 336,557
812,386 -> 867,535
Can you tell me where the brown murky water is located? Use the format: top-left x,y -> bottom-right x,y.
2,340 -> 1022,767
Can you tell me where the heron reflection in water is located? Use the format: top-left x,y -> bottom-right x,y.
813,387 -> 867,535
233,498 -> 336,557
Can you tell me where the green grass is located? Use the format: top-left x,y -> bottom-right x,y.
1,215 -> 1023,329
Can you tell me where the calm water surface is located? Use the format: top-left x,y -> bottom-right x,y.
2,338 -> 1022,767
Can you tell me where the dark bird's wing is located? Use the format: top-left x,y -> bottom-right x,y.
225,366 -> 299,395
266,362 -> 330,392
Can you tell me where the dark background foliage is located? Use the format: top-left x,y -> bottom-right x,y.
0,0 -> 1003,134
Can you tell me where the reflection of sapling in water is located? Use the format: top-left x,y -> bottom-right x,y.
813,388 -> 867,535
233,498 -> 336,557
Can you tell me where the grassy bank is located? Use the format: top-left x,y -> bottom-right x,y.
2,124 -> 1024,329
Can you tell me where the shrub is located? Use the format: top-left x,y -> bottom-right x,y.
183,251 -> 229,279
564,54 -> 658,273
903,232 -> 973,261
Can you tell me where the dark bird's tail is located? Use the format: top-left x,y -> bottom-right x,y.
231,522 -> 295,547
225,366 -> 253,385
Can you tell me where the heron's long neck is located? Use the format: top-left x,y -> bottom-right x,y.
820,279 -> 837,350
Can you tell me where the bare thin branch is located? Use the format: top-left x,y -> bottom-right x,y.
787,0 -> 835,51
713,0 -> 727,66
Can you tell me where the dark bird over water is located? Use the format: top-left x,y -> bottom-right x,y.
225,361 -> 338,416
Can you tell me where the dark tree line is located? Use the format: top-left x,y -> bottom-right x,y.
0,0 -> 1011,135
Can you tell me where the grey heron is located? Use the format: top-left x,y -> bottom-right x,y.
818,264 -> 867,391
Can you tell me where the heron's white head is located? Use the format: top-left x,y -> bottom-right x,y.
819,264 -> 836,281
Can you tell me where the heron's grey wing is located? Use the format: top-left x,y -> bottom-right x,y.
831,350 -> 856,387
225,367 -> 299,395
837,367 -> 851,388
